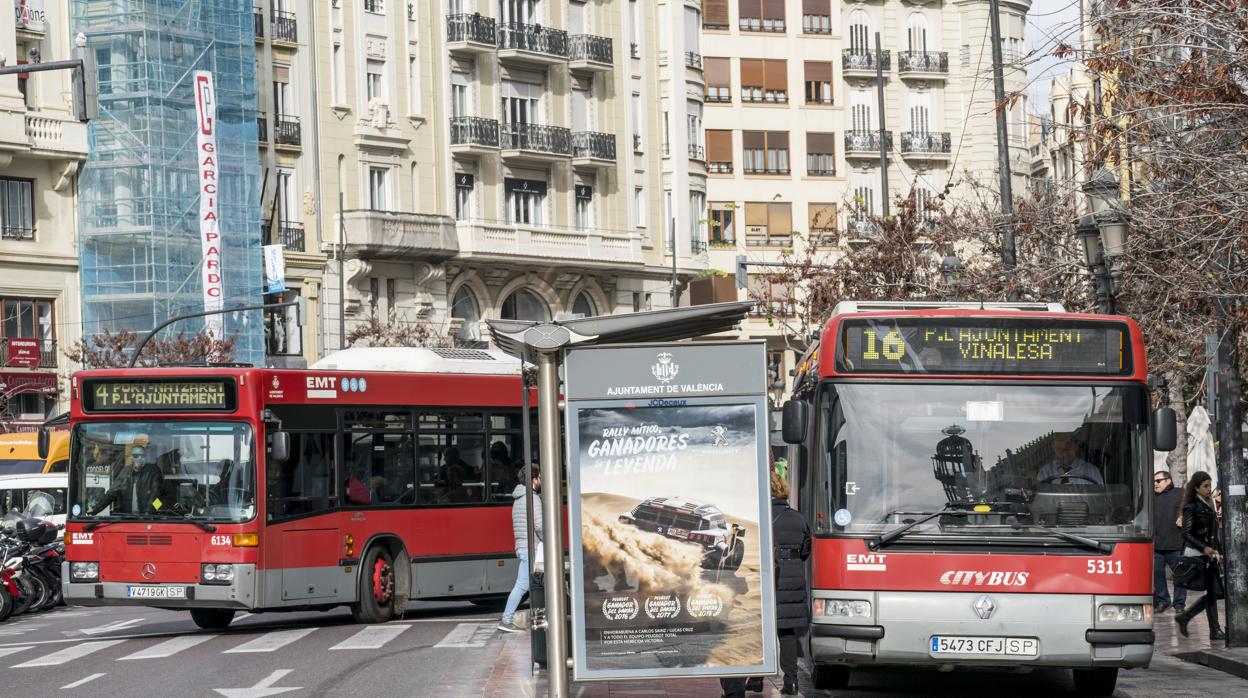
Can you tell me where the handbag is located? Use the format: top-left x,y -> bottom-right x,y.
1174,556 -> 1208,591
1210,559 -> 1226,600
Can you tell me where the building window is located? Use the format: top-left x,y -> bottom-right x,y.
265,290 -> 302,356
572,291 -> 597,318
804,61 -> 833,104
634,186 -> 645,226
332,41 -> 345,103
689,191 -> 706,253
451,285 -> 482,343
802,0 -> 831,34
706,129 -> 733,174
366,61 -> 386,102
505,178 -> 546,225
2,297 -> 54,344
454,172 -> 475,221
0,178 -> 34,241
704,57 -> 731,102
742,131 -> 789,175
272,65 -> 291,116
740,59 -> 787,103
806,132 -> 836,176
408,53 -> 421,114
709,202 -> 736,245
364,0 -> 384,14
369,166 -> 390,210
575,184 -> 593,231
848,9 -> 871,53
808,202 -> 838,242
704,0 -> 729,30
739,0 -> 785,33
744,202 -> 793,246
500,289 -> 551,322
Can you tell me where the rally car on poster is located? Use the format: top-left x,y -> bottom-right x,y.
618,496 -> 745,571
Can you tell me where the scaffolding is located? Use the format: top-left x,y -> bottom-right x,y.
72,0 -> 263,365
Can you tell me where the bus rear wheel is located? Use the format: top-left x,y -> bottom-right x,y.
812,664 -> 850,690
352,546 -> 395,624
190,608 -> 236,629
1072,667 -> 1117,696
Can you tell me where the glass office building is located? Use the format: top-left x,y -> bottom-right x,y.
72,0 -> 263,365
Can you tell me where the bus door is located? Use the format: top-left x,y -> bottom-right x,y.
265,429 -> 342,602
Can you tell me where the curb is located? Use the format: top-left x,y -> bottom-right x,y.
1176,648 -> 1248,682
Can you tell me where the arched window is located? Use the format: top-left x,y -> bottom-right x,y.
572,291 -> 597,318
907,13 -> 929,54
500,289 -> 551,322
451,286 -> 481,342
848,9 -> 871,53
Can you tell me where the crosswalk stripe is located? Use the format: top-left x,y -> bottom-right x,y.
329,625 -> 410,650
119,634 -> 218,660
12,640 -> 126,668
222,628 -> 316,654
0,646 -> 33,658
61,673 -> 107,689
434,622 -> 496,648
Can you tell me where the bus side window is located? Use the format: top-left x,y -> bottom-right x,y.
268,431 -> 333,520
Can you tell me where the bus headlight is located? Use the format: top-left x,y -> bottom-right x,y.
201,564 -> 234,585
814,599 -> 872,618
70,562 -> 99,581
1098,604 -> 1151,623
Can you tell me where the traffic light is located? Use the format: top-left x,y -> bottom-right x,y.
71,36 -> 99,122
735,255 -> 748,289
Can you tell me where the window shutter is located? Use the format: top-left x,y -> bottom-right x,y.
807,132 -> 835,154
740,59 -> 764,88
763,60 -> 788,92
705,57 -> 730,87
707,129 -> 733,162
804,61 -> 831,82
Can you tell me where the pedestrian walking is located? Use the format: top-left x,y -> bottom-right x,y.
1152,470 -> 1186,613
499,469 -> 541,633
1175,471 -> 1225,641
721,470 -> 811,697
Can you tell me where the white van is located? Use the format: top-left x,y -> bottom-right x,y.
0,473 -> 68,527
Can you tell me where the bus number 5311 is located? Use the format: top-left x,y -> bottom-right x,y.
1087,560 -> 1122,575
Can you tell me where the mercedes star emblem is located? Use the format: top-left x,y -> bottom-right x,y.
141,562 -> 157,580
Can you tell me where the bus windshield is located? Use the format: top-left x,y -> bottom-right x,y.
819,383 -> 1150,541
70,421 -> 256,523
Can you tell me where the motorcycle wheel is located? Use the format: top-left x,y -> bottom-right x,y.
13,576 -> 35,615
0,585 -> 12,621
28,575 -> 51,612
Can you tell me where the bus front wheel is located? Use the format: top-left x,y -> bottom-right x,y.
1072,667 -> 1118,696
190,608 -> 236,629
352,546 -> 395,624
812,664 -> 850,690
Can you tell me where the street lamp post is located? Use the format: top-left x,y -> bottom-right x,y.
1076,214 -> 1114,314
939,250 -> 964,300
1080,169 -> 1126,314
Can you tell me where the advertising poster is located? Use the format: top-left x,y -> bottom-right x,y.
566,343 -> 775,681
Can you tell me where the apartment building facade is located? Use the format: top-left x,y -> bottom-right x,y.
699,0 -> 1032,393
0,2 -> 88,428
255,0 -> 706,363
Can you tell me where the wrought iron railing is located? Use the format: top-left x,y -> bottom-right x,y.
271,10 -> 296,43
572,131 -> 616,160
685,51 -> 702,69
898,51 -> 949,74
274,115 -> 301,146
707,161 -> 733,174
450,116 -> 500,147
277,222 -> 305,251
844,129 -> 893,152
691,240 -> 708,254
1,224 -> 34,240
498,22 -> 568,58
899,131 -> 952,154
446,13 -> 496,45
569,34 -> 613,64
501,122 -> 572,155
688,143 -> 705,161
843,49 -> 891,72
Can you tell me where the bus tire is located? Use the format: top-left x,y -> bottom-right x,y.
812,664 -> 850,690
1072,667 -> 1117,696
352,546 -> 395,624
190,608 -> 236,629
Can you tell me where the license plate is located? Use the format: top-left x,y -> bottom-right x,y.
127,585 -> 187,599
929,636 -> 1038,657
666,527 -> 689,538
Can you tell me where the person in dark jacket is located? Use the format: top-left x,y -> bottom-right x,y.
1152,470 -> 1186,613
721,470 -> 812,697
1176,471 -> 1225,640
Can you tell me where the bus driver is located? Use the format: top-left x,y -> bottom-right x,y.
1036,432 -> 1104,485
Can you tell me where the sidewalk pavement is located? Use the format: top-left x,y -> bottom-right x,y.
1153,596 -> 1248,681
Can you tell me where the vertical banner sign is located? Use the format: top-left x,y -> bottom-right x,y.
564,341 -> 776,681
193,71 -> 224,338
263,244 -> 286,294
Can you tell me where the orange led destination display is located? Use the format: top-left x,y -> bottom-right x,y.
836,318 -> 1130,375
84,379 -> 236,412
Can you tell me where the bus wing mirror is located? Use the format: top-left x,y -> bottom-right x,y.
37,429 -> 49,461
781,400 -> 808,445
1152,407 -> 1177,452
270,431 -> 291,463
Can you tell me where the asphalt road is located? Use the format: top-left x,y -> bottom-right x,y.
0,600 -> 509,698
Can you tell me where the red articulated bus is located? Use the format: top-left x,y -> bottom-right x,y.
61,347 -> 535,629
781,302 -> 1175,697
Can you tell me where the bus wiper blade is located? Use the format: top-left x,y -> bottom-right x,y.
148,511 -> 217,532
1010,523 -> 1112,553
869,508 -> 975,550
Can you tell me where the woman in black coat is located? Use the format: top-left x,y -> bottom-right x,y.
770,470 -> 812,694
1176,471 -> 1225,641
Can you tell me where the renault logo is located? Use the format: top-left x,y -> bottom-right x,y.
973,594 -> 996,620
141,562 -> 157,580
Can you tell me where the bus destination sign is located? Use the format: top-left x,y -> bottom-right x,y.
836,318 -> 1131,376
84,379 -> 236,412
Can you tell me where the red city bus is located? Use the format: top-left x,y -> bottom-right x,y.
781,302 -> 1175,696
61,348 -> 536,629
